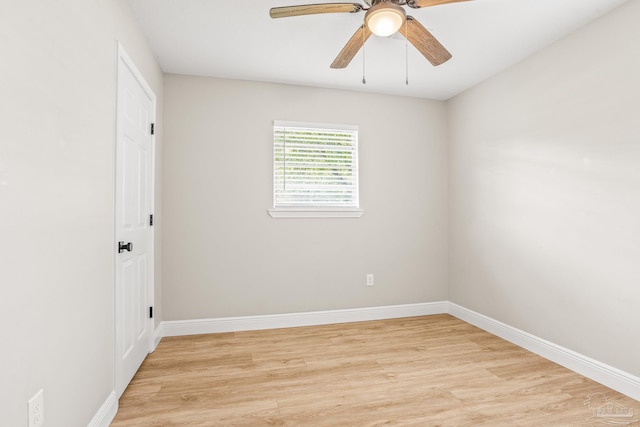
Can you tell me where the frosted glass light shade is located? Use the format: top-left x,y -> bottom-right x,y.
365,3 -> 406,37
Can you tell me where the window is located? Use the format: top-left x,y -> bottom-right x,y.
269,120 -> 363,218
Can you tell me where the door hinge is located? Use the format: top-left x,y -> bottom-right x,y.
149,214 -> 154,226
150,123 -> 155,135
149,306 -> 153,319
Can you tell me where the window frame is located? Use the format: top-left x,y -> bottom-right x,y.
268,120 -> 364,218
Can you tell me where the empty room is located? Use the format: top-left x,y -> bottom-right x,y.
1,0 -> 639,426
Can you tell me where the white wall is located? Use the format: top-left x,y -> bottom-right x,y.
162,75 -> 448,320
0,1 -> 163,426
448,1 -> 640,377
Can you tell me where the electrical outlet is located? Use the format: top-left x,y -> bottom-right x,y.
28,389 -> 44,427
366,273 -> 374,287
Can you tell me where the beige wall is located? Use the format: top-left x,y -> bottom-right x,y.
0,1 -> 163,426
162,75 -> 449,320
447,1 -> 640,376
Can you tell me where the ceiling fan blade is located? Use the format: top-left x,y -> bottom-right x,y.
398,16 -> 452,66
330,24 -> 372,69
270,3 -> 363,19
411,0 -> 471,8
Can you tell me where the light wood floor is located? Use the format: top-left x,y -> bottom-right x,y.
111,314 -> 639,426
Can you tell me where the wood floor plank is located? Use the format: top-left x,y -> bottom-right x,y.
111,314 -> 639,426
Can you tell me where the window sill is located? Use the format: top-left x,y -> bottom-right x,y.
268,208 -> 364,218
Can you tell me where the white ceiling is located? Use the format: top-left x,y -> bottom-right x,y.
127,0 -> 628,100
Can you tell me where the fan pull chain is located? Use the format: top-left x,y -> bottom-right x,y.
362,25 -> 366,84
405,19 -> 409,85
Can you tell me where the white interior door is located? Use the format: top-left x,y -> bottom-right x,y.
115,44 -> 155,398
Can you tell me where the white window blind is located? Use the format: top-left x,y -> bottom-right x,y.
273,120 -> 359,209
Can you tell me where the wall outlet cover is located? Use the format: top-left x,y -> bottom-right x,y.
28,389 -> 44,427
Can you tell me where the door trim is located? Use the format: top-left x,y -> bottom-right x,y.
114,41 -> 156,397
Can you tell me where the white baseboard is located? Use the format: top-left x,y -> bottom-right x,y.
162,301 -> 449,337
87,391 -> 118,427
448,303 -> 640,401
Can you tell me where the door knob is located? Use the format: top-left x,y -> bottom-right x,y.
118,241 -> 133,253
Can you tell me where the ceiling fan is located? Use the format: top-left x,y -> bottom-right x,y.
269,0 -> 471,69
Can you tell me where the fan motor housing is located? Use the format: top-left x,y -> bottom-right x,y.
366,0 -> 408,6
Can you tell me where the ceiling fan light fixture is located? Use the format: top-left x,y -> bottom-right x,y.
365,3 -> 406,37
